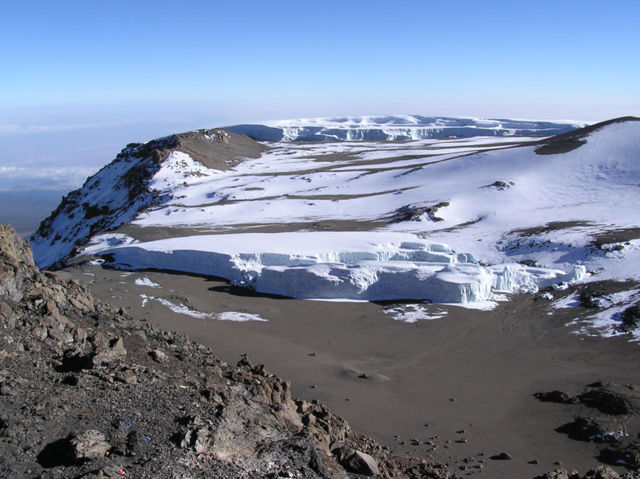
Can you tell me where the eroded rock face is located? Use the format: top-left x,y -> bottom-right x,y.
0,225 -> 458,478
0,224 -> 38,301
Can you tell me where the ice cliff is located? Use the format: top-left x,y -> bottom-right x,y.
226,115 -> 583,142
90,232 -> 585,303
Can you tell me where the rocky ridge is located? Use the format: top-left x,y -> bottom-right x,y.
1,224 -> 460,478
29,129 -> 265,270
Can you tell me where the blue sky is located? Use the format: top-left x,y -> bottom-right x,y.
1,0 -> 639,194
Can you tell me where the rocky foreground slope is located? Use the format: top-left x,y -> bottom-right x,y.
1,224 -> 459,478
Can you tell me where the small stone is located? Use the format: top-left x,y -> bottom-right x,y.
73,327 -> 88,344
115,370 -> 137,384
149,349 -> 168,363
70,430 -> 110,460
489,452 -> 512,460
0,382 -> 16,396
533,390 -> 577,404
92,337 -> 127,366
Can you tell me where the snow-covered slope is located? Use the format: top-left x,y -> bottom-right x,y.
31,117 -> 640,306
226,115 -> 585,142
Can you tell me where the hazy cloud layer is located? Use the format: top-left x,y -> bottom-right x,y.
0,165 -> 96,191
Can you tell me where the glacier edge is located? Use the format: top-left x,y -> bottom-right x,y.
89,233 -> 586,304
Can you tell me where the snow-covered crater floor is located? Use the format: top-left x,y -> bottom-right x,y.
88,231 -> 585,304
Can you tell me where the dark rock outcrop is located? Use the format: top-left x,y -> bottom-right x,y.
536,380 -> 640,474
390,202 -> 450,223
534,390 -> 578,404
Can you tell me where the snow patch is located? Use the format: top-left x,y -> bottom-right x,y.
216,312 -> 268,322
139,294 -> 267,322
134,277 -> 160,288
553,294 -> 582,309
384,304 -> 448,323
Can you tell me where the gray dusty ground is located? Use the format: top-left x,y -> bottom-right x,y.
63,262 -> 640,478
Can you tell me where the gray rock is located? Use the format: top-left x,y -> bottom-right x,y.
334,446 -> 380,476
92,337 -> 127,367
150,349 -> 169,363
70,430 -> 111,460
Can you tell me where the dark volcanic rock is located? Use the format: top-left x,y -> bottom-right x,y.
621,304 -> 640,331
599,442 -> 640,469
535,390 -> 578,404
390,202 -> 450,223
578,387 -> 633,415
537,380 -> 640,474
579,289 -> 611,308
483,180 -> 515,190
556,417 -> 614,443
0,225 -> 458,478
489,452 -> 512,460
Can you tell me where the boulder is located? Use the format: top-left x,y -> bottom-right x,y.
333,446 -> 380,476
70,430 -> 111,461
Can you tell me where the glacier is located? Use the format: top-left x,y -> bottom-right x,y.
90,232 -> 585,303
226,115 -> 584,142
